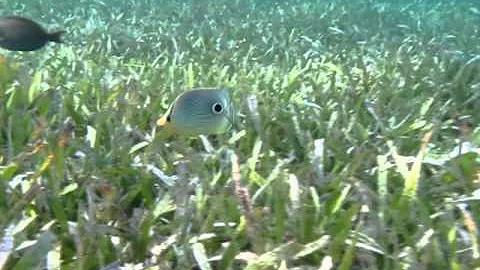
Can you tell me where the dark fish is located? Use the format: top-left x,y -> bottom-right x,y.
0,16 -> 65,51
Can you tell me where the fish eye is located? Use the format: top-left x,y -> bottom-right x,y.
212,103 -> 223,114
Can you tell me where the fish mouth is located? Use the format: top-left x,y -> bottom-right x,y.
223,115 -> 234,130
223,99 -> 236,130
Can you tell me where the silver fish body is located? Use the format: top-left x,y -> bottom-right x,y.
157,88 -> 235,136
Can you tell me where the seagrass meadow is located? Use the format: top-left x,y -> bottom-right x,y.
0,0 -> 479,269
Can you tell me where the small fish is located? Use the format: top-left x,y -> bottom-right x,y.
0,16 -> 65,51
157,88 -> 235,136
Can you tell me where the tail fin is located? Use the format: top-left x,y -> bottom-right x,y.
48,30 -> 66,43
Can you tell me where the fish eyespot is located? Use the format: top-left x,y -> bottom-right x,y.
212,103 -> 223,114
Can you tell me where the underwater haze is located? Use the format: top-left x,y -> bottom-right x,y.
0,0 -> 479,269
